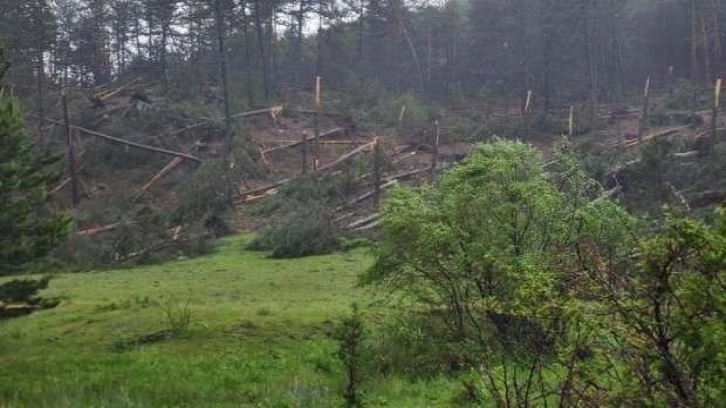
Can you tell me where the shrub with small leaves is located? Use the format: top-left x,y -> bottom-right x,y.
336,303 -> 366,408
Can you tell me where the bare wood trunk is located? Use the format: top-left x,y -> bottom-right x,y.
62,89 -> 80,207
638,76 -> 651,143
692,0 -> 700,81
141,157 -> 183,192
39,117 -> 203,162
313,76 -> 321,170
585,6 -> 597,123
702,14 -> 712,81
401,23 -> 425,95
713,78 -> 722,142
427,30 -> 432,85
373,137 -> 382,209
76,222 -> 120,237
568,106 -> 574,137
317,140 -> 375,172
215,0 -> 233,168
714,11 -> 723,73
431,120 -> 440,179
253,0 -> 270,100
242,0 -> 255,107
36,51 -> 45,150
262,127 -> 344,154
523,90 -> 532,141
301,131 -> 308,174
345,213 -> 381,230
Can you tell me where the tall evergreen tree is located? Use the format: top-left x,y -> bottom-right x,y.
0,48 -> 70,275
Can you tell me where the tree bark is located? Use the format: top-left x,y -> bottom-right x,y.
373,138 -> 382,209
39,116 -> 203,162
253,0 -> 270,100
301,131 -> 308,174
215,0 -> 233,168
431,120 -> 440,180
62,89 -> 79,207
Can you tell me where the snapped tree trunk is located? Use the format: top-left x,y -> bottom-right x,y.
215,0 -> 233,168
62,89 -> 79,207
253,0 -> 270,101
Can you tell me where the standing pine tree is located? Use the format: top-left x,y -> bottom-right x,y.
0,47 -> 70,275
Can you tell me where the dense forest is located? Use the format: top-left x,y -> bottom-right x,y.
1,0 -> 725,406
1,0 -> 725,100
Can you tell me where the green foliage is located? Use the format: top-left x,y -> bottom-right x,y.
336,303 -> 366,407
664,79 -> 711,111
160,295 -> 192,338
0,240 -> 406,407
0,275 -> 51,305
248,175 -> 349,258
0,80 -> 70,275
580,210 -> 726,406
169,163 -> 233,227
647,110 -> 703,127
0,47 -> 8,83
366,138 -> 633,369
0,275 -> 59,319
368,138 -> 725,405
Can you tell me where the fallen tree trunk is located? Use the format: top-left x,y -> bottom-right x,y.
230,106 -> 283,120
153,106 -> 283,140
611,125 -> 690,148
76,222 -> 120,237
317,141 -> 375,172
673,151 -> 699,159
234,178 -> 292,204
141,156 -> 184,192
286,108 -> 352,118
261,127 -> 345,155
690,190 -> 726,209
91,77 -> 144,104
40,117 -> 202,162
354,220 -> 380,231
391,151 -> 417,165
694,127 -> 725,139
345,213 -> 381,230
339,180 -> 398,210
48,163 -> 86,197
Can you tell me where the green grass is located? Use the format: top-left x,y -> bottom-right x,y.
0,236 -> 459,407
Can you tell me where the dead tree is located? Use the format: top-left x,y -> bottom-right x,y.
638,76 -> 651,144
62,88 -> 79,206
431,120 -> 440,181
373,137 -> 382,209
301,131 -> 308,174
214,0 -> 233,168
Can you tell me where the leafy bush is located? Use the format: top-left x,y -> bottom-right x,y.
336,304 -> 366,407
367,138 -> 726,405
366,139 -> 632,361
169,163 -> 234,226
160,295 -> 192,338
248,175 -> 350,258
664,79 -> 711,111
647,110 -> 703,127
0,276 -> 59,319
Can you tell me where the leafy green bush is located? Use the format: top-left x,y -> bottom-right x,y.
366,139 -> 632,360
336,303 -> 366,407
0,276 -> 59,319
664,79 -> 711,111
248,175 -> 349,258
647,110 -> 703,127
168,162 -> 236,233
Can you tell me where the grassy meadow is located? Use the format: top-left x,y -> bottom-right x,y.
0,236 -> 458,407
